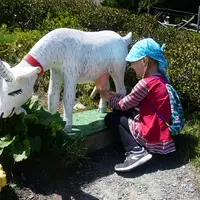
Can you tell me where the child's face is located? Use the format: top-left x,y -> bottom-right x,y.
130,59 -> 145,76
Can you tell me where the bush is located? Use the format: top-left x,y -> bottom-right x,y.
133,25 -> 200,107
64,0 -> 130,31
39,11 -> 84,33
164,31 -> 200,107
0,25 -> 42,64
0,0 -> 74,30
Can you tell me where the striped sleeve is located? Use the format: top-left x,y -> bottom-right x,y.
116,93 -> 125,98
109,79 -> 149,110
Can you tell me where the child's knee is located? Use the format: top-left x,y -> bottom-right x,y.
119,116 -> 128,127
104,112 -> 113,126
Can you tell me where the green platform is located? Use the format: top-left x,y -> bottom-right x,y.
70,109 -> 107,137
70,109 -> 118,153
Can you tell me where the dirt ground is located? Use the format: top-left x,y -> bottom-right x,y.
1,144 -> 199,200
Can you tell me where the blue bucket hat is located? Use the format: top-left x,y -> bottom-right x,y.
126,38 -> 170,82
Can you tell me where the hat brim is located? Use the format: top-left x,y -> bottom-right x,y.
125,54 -> 145,62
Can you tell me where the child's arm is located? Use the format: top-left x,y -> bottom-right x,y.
109,79 -> 149,110
109,91 -> 126,99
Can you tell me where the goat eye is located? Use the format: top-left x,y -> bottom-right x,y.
8,89 -> 22,96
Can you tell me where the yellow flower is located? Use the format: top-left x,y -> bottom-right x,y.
0,164 -> 7,192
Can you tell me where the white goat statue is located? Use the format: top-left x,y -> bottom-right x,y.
0,28 -> 132,133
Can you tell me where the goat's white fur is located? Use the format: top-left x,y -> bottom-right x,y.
0,28 -> 132,132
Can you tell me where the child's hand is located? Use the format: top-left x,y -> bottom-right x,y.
109,91 -> 117,97
100,90 -> 111,100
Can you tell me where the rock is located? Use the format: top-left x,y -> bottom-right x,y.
73,102 -> 86,110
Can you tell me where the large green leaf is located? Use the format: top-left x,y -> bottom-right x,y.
11,137 -> 30,162
21,113 -> 39,135
0,135 -> 14,155
37,107 -> 65,128
24,96 -> 64,128
0,149 -> 3,155
25,95 -> 42,112
23,113 -> 39,124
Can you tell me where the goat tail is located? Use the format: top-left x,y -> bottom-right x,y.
122,32 -> 132,46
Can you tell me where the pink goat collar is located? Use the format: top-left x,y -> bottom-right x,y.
24,54 -> 44,77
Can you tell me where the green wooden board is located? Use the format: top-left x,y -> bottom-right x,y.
68,109 -> 108,137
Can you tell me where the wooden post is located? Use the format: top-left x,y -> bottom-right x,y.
197,6 -> 200,33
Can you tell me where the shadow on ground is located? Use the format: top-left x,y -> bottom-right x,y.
0,185 -> 19,200
2,133 -> 198,200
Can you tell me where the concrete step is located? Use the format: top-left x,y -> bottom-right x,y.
68,109 -> 118,154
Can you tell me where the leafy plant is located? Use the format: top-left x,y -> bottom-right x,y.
0,26 -> 42,64
0,0 -> 76,30
0,96 -> 86,164
39,11 -> 84,33
137,0 -> 161,13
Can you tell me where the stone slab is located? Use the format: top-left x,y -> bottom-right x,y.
84,129 -> 119,154
69,109 -> 107,137
68,109 -> 118,154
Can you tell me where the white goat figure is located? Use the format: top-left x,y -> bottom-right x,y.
0,28 -> 132,133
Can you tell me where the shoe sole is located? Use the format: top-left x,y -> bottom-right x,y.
115,154 -> 152,172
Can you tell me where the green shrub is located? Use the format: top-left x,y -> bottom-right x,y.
124,14 -> 159,37
0,0 -> 73,30
0,25 -> 42,63
135,26 -> 200,107
65,0 -> 133,31
165,31 -> 200,106
39,11 -> 84,33
101,0 -> 118,8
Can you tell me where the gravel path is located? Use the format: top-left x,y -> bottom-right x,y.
10,146 -> 200,200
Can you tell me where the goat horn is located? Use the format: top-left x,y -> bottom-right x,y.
0,59 -> 14,82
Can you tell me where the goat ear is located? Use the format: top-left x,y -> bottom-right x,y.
13,66 -> 40,81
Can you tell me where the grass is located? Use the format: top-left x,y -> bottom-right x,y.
0,33 -> 17,43
174,110 -> 200,169
183,118 -> 200,168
